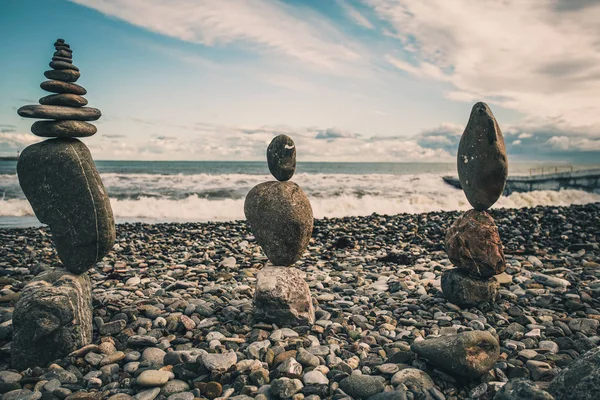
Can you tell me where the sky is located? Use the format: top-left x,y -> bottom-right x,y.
1,0 -> 600,162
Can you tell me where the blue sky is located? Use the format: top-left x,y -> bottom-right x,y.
1,0 -> 600,161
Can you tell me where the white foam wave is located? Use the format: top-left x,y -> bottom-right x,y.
1,189 -> 598,221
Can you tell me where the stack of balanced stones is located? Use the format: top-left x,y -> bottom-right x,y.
244,135 -> 315,325
441,102 -> 509,307
12,39 -> 115,370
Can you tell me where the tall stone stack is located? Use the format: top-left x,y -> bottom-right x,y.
11,38 -> 115,370
244,135 -> 315,325
441,102 -> 508,307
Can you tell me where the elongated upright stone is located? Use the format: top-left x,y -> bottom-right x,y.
11,269 -> 92,370
267,134 -> 296,182
17,138 -> 115,273
457,102 -> 508,211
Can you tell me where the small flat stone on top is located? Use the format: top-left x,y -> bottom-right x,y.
18,105 -> 101,121
41,80 -> 87,95
267,134 -> 296,181
31,120 -> 97,138
39,93 -> 88,107
49,61 -> 79,71
44,69 -> 80,82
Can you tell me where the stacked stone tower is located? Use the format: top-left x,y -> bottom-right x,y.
244,135 -> 315,325
11,39 -> 115,370
441,102 -> 508,307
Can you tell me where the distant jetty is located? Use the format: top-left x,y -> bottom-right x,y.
443,168 -> 600,195
0,155 -> 19,161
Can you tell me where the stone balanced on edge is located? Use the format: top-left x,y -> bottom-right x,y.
12,38 -> 116,370
244,134 -> 315,325
441,102 -> 509,307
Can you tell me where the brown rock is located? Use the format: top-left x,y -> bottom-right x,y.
39,94 -> 88,107
44,69 -> 80,83
441,268 -> 499,306
31,120 -> 97,138
457,102 -> 508,210
49,61 -> 79,71
40,80 -> 87,95
244,181 -> 312,266
17,105 -> 101,121
445,209 -> 505,277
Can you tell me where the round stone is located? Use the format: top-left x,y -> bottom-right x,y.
136,370 -> 172,387
44,69 -> 80,83
441,268 -> 499,306
445,209 -> 505,277
52,56 -> 73,63
40,80 -> 87,95
17,105 -> 101,121
267,134 -> 296,181
49,61 -> 79,71
339,375 -> 385,399
54,49 -> 72,58
457,102 -> 508,210
39,94 -> 87,107
54,39 -> 65,45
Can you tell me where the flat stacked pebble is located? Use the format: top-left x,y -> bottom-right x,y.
0,203 -> 599,400
17,38 -> 100,138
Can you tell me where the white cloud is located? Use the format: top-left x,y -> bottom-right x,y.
71,0 -> 363,72
368,0 -> 600,127
337,0 -> 375,29
0,132 -> 40,147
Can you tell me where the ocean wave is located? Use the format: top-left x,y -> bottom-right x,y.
1,190 -> 598,221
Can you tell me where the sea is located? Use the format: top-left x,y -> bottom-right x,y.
2,160 -> 600,228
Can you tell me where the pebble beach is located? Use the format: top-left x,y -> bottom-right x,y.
0,203 -> 599,400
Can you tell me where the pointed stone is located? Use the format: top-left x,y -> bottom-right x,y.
18,105 -> 100,121
49,61 -> 79,71
44,69 -> 80,82
244,181 -> 313,266
31,121 -> 97,138
457,102 -> 508,211
39,93 -> 88,107
11,269 -> 92,370
411,331 -> 500,378
255,266 -> 315,325
17,138 -> 115,273
267,134 -> 296,181
40,80 -> 87,95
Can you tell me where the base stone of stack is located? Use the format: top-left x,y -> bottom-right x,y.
441,268 -> 499,307
17,138 -> 115,274
254,266 -> 315,325
11,269 -> 92,371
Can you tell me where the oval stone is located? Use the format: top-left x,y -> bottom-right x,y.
49,61 -> 79,71
267,134 -> 296,181
17,105 -> 101,121
31,121 -> 97,138
44,69 -> 80,83
52,56 -> 73,63
441,268 -> 499,307
55,45 -> 72,53
41,80 -> 87,95
39,94 -> 88,107
457,102 -> 508,211
54,49 -> 72,58
244,181 -> 313,266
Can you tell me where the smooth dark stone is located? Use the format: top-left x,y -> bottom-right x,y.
495,379 -> 555,400
17,138 -> 116,273
31,121 -> 97,138
457,102 -> 508,211
39,93 -> 88,107
52,56 -> 73,63
44,69 -> 80,83
11,269 -> 92,370
267,134 -> 296,181
54,45 -> 72,53
244,181 -> 313,266
411,331 -> 500,378
441,268 -> 499,306
17,105 -> 100,121
49,61 -> 79,71
548,346 -> 600,400
54,49 -> 72,58
40,80 -> 87,95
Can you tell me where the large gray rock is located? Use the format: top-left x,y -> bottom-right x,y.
17,138 -> 115,273
457,102 -> 508,211
411,331 -> 500,378
548,345 -> 600,400
17,105 -> 100,121
445,209 -> 505,277
254,266 -> 315,325
31,120 -> 97,138
441,268 -> 499,306
11,269 -> 92,370
495,379 -> 554,400
244,181 -> 313,266
267,134 -> 296,181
